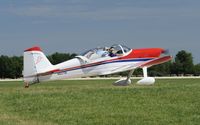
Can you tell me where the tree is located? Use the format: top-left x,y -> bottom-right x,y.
0,55 -> 14,78
48,52 -> 77,65
0,56 -> 23,79
149,61 -> 172,76
11,56 -> 23,78
194,64 -> 200,76
172,50 -> 194,75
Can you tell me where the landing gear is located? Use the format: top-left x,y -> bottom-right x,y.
113,69 -> 134,86
113,66 -> 155,86
137,67 -> 155,85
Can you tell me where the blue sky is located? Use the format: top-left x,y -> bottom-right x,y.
0,0 -> 200,63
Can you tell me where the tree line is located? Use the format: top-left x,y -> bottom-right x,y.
0,53 -> 77,79
0,50 -> 199,79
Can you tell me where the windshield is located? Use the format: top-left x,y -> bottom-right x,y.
122,45 -> 131,53
110,44 -> 131,54
81,47 -> 106,60
81,44 -> 131,60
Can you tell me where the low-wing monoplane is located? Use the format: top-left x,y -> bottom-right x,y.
23,44 -> 171,87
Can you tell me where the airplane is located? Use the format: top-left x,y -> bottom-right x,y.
23,44 -> 172,88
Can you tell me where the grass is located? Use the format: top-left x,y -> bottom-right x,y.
0,79 -> 200,125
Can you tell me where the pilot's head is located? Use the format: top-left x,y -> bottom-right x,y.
109,47 -> 115,52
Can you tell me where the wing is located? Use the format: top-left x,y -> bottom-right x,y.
99,56 -> 172,75
138,56 -> 172,68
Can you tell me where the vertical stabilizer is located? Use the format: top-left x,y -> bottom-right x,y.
23,46 -> 53,84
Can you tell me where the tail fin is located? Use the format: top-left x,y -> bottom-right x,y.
23,46 -> 53,84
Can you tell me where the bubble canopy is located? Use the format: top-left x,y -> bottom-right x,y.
81,44 -> 131,60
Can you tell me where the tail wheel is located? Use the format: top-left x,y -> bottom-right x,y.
24,82 -> 29,88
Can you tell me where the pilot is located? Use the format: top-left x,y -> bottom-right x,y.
108,47 -> 117,57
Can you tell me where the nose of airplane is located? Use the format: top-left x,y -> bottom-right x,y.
124,48 -> 171,59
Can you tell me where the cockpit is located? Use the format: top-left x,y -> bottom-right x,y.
81,44 -> 131,60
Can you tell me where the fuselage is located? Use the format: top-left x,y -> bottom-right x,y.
37,48 -> 170,82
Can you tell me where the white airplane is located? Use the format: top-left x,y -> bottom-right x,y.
23,44 -> 172,88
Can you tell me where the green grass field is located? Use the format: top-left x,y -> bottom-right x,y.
0,79 -> 200,125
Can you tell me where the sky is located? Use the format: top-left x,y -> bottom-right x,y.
0,0 -> 200,63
